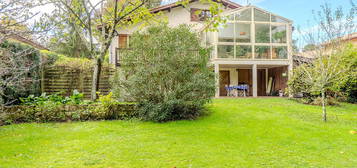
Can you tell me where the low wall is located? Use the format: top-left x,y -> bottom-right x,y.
0,103 -> 137,126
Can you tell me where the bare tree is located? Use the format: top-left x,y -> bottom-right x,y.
295,2 -> 356,122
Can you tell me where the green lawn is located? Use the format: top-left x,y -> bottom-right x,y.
0,98 -> 356,168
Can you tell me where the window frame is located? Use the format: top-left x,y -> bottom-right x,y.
214,6 -> 291,60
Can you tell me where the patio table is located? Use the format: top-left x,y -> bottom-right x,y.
225,85 -> 249,97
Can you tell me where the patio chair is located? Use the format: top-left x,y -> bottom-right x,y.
225,85 -> 234,97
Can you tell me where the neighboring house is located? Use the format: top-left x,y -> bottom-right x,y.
109,0 -> 293,97
7,34 -> 49,51
298,32 -> 357,58
335,32 -> 357,46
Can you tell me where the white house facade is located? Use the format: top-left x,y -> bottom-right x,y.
109,0 -> 293,98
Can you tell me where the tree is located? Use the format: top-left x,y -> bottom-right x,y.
303,44 -> 317,51
112,24 -> 215,122
48,0 -> 225,100
48,21 -> 92,58
291,2 -> 356,122
47,0 -> 157,100
0,0 -> 50,105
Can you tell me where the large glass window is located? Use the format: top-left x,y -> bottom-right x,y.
254,9 -> 270,22
235,8 -> 251,21
235,23 -> 251,42
271,15 -> 288,23
218,23 -> 234,42
255,24 -> 270,43
255,46 -> 271,59
272,25 -> 287,43
215,7 -> 290,60
236,45 -> 252,59
272,46 -> 287,59
218,45 -> 234,58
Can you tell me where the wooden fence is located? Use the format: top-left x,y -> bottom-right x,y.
41,66 -> 115,99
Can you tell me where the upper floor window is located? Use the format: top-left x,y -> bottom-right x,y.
118,34 -> 130,48
271,25 -> 287,43
255,24 -> 270,43
216,7 -> 290,59
218,23 -> 234,42
254,9 -> 269,22
191,8 -> 211,21
235,8 -> 251,21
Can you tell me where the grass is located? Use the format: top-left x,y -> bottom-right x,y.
0,98 -> 356,168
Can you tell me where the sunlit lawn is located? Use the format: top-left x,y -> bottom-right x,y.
0,98 -> 356,168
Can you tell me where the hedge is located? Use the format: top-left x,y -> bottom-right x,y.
0,103 -> 137,126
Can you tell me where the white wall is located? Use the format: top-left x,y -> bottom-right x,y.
109,36 -> 118,64
109,1 -> 234,63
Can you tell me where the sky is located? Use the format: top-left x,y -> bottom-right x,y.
30,0 -> 355,46
233,0 -> 355,40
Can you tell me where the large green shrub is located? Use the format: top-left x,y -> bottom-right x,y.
112,24 -> 215,122
339,45 -> 357,103
0,40 -> 41,105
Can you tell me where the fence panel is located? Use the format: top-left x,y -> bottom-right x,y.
42,66 -> 114,99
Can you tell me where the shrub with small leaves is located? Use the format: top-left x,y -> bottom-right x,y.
112,24 -> 215,122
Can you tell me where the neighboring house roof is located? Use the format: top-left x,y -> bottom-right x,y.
293,55 -> 313,64
150,0 -> 241,13
337,32 -> 357,44
298,32 -> 357,58
8,34 -> 49,50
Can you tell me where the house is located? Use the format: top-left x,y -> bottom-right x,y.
7,34 -> 49,51
109,0 -> 293,97
299,32 -> 357,58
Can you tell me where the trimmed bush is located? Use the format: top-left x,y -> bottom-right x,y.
0,103 -> 137,126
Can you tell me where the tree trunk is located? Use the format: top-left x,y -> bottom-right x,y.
322,91 -> 327,122
91,58 -> 102,101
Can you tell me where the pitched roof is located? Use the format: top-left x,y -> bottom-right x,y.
9,34 -> 49,50
150,0 -> 241,13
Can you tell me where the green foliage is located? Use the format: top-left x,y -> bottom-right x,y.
41,50 -> 113,71
40,50 -> 60,64
113,24 -> 215,122
48,27 -> 92,59
288,64 -> 312,97
0,103 -> 137,125
20,90 -> 84,106
339,44 -> 357,103
303,44 -> 317,51
1,92 -> 136,125
0,40 -> 41,105
289,44 -> 357,103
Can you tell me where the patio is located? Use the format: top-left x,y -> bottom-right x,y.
215,64 -> 289,97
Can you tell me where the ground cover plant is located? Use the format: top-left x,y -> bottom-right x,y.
0,92 -> 136,125
0,98 -> 356,168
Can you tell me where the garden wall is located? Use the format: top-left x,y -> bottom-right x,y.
41,66 -> 115,99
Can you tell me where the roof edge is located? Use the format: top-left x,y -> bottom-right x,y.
150,0 -> 241,13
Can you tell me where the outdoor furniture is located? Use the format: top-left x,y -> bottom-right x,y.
225,85 -> 235,97
225,84 -> 249,97
233,85 -> 249,97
